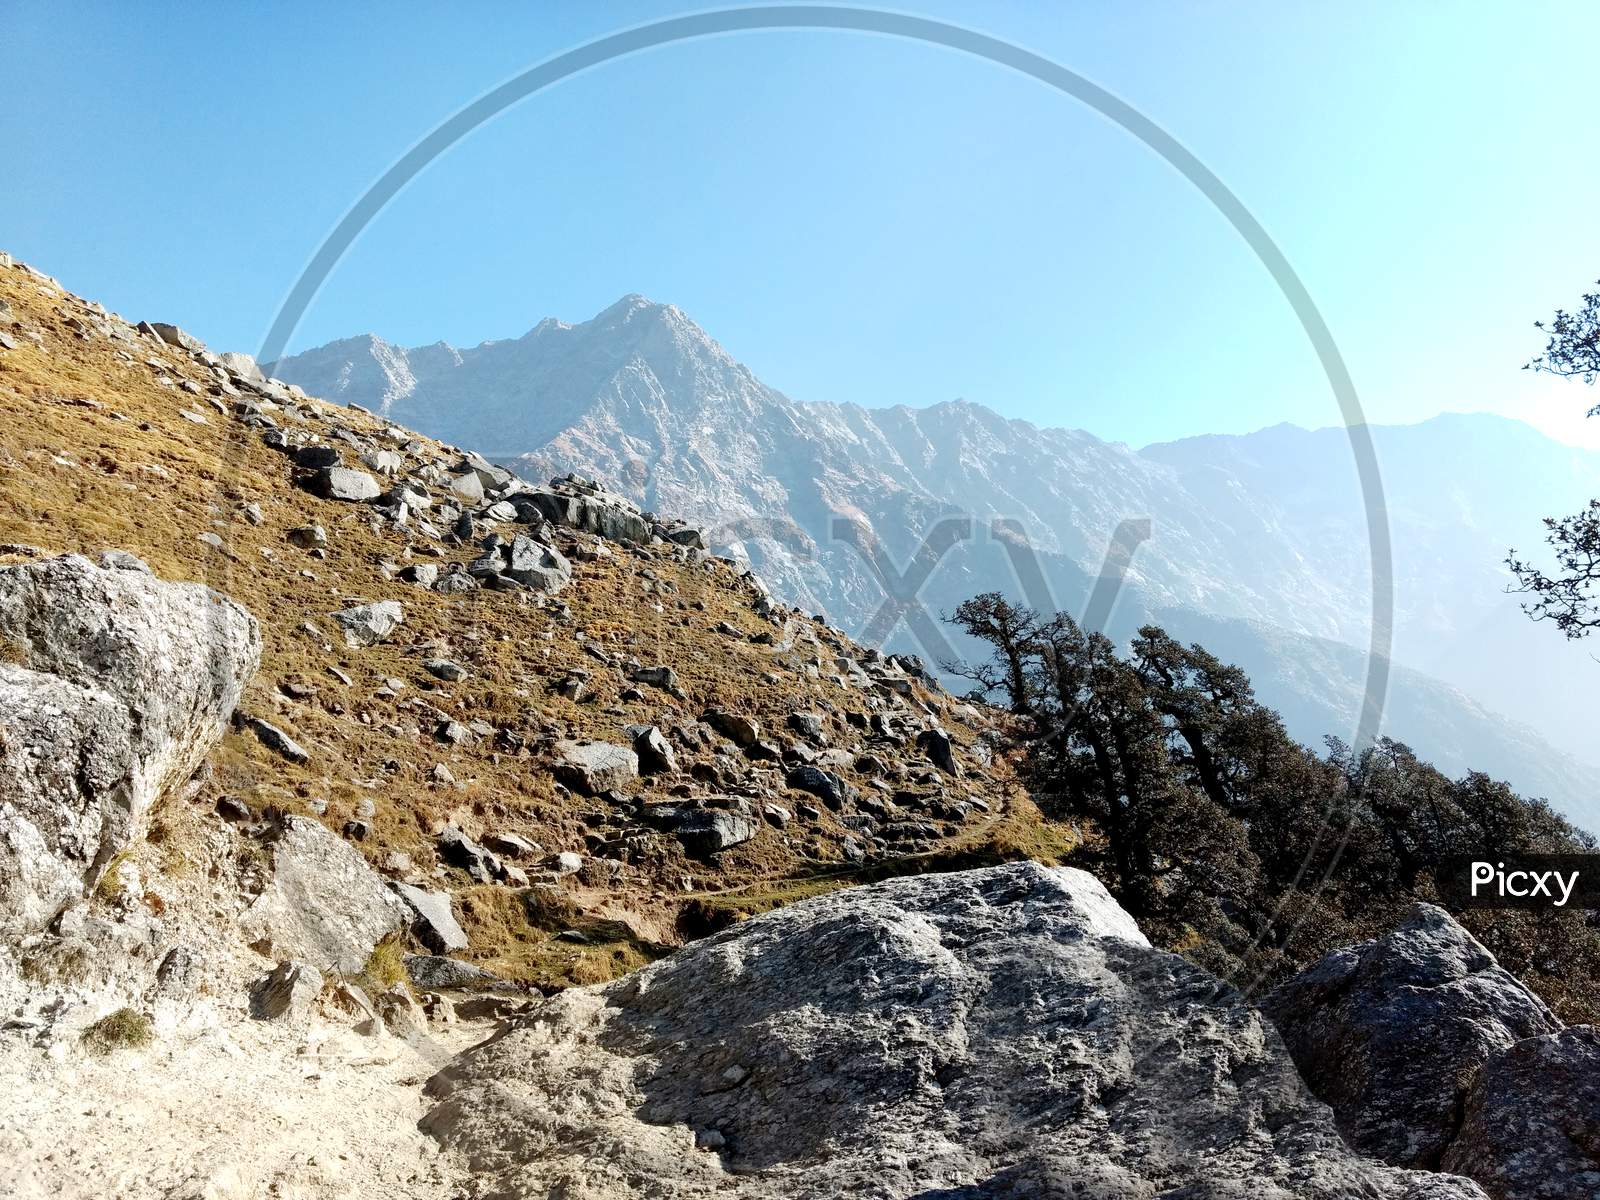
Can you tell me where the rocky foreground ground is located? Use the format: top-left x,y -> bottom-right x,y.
0,253 -> 1596,1198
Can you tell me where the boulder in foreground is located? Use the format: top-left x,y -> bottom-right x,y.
0,552 -> 259,935
421,863 -> 1483,1199
1267,903 -> 1600,1199
1263,902 -> 1561,1169
1441,1024 -> 1600,1198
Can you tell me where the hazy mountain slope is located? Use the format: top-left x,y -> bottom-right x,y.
274,300 -> 1600,822
1144,416 -> 1600,759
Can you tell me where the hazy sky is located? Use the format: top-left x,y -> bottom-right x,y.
7,1 -> 1600,448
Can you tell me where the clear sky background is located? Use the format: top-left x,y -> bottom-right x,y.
6,1 -> 1600,449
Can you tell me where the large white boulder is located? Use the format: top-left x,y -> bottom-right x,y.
238,814 -> 410,975
0,552 -> 260,934
421,862 -> 1484,1199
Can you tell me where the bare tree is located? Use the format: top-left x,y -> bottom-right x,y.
1527,280 -> 1600,391
1509,279 -> 1600,636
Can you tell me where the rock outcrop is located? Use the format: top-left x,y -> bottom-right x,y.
1263,903 -> 1562,1170
421,863 -> 1483,1199
1267,903 -> 1600,1198
237,813 -> 410,975
0,553 -> 259,934
525,476 -> 651,545
1441,1025 -> 1600,1198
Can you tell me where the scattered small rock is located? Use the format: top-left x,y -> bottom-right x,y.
244,716 -> 311,764
249,960 -> 322,1023
331,599 -> 404,647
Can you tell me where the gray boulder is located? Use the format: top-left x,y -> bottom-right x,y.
786,764 -> 852,810
482,831 -> 540,859
917,728 -> 961,776
0,553 -> 259,935
147,321 -> 206,353
554,740 -> 638,795
1263,902 -> 1561,1169
448,471 -> 486,504
331,599 -> 404,647
287,524 -> 327,548
406,955 -> 512,992
650,805 -> 760,857
705,709 -> 760,748
433,570 -> 479,594
421,863 -> 1482,1199
294,444 -> 342,470
787,711 -> 826,741
503,534 -> 571,593
218,350 -> 265,382
631,664 -> 681,694
658,524 -> 706,550
627,724 -> 677,774
1442,1025 -> 1600,1198
313,466 -> 382,502
376,984 -> 427,1039
393,882 -> 469,954
237,814 -> 410,975
424,657 -> 468,682
244,716 -> 310,764
525,487 -> 650,544
361,449 -> 405,476
454,452 -> 515,492
438,825 -> 501,883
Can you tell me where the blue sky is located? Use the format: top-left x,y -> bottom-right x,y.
6,1 -> 1600,448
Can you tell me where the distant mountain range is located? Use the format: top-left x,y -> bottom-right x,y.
272,296 -> 1600,824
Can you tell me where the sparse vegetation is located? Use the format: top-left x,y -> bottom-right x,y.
92,849 -> 135,902
80,1007 -> 153,1054
454,883 -> 671,990
354,935 -> 407,996
19,940 -> 92,986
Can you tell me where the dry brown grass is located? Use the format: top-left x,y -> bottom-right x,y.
452,883 -> 669,990
354,935 -> 408,995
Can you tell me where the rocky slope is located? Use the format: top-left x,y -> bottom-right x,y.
271,299 -> 1600,823
0,254 -> 1043,995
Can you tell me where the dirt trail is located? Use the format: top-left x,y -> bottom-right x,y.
0,1011 -> 483,1200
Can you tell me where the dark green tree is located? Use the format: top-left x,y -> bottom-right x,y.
945,597 -> 1600,1020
